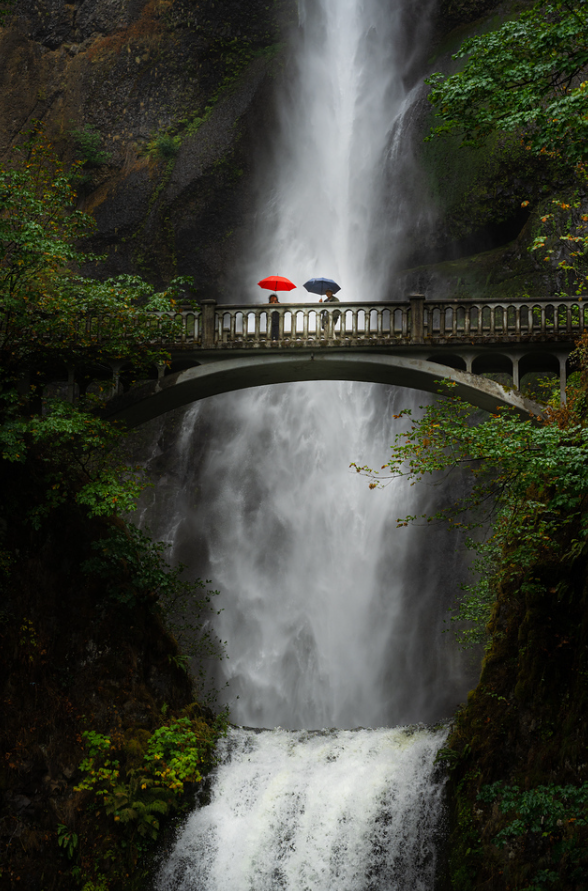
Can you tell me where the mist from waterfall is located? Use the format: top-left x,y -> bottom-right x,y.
138,0 -> 475,731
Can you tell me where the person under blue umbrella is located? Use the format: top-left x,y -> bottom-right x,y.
303,278 -> 341,332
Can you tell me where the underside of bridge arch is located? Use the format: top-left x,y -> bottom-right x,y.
103,353 -> 544,428
471,353 -> 513,376
426,353 -> 466,371
518,352 -> 561,378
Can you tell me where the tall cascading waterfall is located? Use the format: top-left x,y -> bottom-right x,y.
149,0 -> 476,885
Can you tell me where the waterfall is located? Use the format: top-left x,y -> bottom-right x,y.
156,726 -> 448,891
149,0 -> 475,885
139,0 -> 471,731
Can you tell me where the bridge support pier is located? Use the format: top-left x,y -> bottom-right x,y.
512,357 -> 520,391
559,355 -> 568,405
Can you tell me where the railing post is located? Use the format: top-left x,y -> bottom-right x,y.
200,298 -> 217,348
409,293 -> 425,344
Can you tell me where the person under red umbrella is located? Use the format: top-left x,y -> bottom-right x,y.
258,276 -> 295,341
268,293 -> 280,340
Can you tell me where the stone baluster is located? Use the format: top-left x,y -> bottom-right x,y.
464,305 -> 471,337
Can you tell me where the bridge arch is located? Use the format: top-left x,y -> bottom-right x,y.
103,353 -> 544,428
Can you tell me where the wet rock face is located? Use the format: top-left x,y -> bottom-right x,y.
0,0 -> 294,293
437,0 -> 503,32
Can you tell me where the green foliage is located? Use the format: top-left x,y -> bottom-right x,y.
477,782 -> 588,888
355,342 -> 588,647
144,133 -> 181,160
0,0 -> 15,26
0,129 -> 194,525
71,124 -> 112,168
80,877 -> 109,891
427,1 -> 588,164
0,128 -> 188,372
75,714 -> 224,842
531,186 -> 588,297
0,398 -> 145,525
57,823 -> 79,859
478,781 -> 588,842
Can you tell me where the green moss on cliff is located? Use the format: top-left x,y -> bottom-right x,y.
443,525 -> 588,889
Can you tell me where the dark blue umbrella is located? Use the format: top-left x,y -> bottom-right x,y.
303,277 -> 341,296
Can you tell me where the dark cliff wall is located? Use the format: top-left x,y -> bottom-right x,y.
0,457 -> 207,891
0,0 -> 296,295
442,521 -> 588,889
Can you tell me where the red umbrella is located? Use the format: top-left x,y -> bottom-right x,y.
258,275 -> 296,292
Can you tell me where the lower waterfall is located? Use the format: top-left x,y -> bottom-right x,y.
155,725 -> 448,891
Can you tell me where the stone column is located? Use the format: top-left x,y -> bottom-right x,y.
559,354 -> 568,405
200,299 -> 217,349
409,294 -> 425,344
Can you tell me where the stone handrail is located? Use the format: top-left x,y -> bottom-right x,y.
120,296 -> 588,348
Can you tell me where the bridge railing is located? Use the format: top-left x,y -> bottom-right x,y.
213,302 -> 411,345
422,300 -> 588,339
118,297 -> 588,347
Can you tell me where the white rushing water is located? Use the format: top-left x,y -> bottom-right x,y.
156,725 -> 448,891
150,0 -> 473,885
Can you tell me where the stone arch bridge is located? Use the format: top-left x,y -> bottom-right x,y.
103,295 -> 585,426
